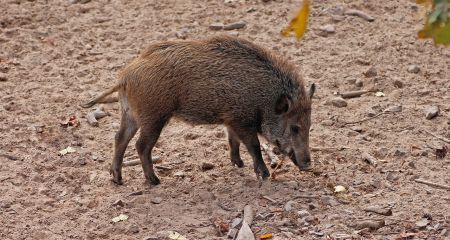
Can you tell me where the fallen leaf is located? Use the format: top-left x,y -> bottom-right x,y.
168,231 -> 188,240
281,0 -> 310,40
112,214 -> 128,223
334,185 -> 346,193
60,115 -> 80,128
375,91 -> 385,97
59,146 -> 76,156
260,233 -> 273,239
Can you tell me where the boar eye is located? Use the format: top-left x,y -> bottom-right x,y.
290,125 -> 299,134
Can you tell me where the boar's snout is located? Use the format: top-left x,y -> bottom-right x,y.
290,150 -> 312,171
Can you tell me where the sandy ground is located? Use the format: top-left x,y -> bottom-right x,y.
1,0 -> 450,239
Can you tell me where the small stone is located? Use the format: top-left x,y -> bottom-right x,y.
227,228 -> 238,239
175,28 -> 189,39
223,21 -> 246,30
143,236 -> 159,240
174,171 -> 185,178
321,120 -> 334,126
407,65 -> 420,73
331,97 -> 348,108
112,199 -> 124,207
393,148 -> 407,157
129,225 -> 139,234
151,197 -> 162,204
384,105 -> 402,113
393,79 -> 404,88
319,24 -> 335,33
375,147 -> 389,158
415,218 -> 430,229
297,210 -> 310,218
425,106 -> 439,120
201,162 -> 214,171
0,73 -> 7,82
350,126 -> 363,133
363,67 -> 377,77
321,196 -> 339,206
284,200 -> 296,212
355,79 -> 363,87
209,22 -> 224,30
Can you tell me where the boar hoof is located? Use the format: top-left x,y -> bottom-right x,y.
110,168 -> 123,185
256,166 -> 270,180
232,158 -> 244,168
147,175 -> 161,185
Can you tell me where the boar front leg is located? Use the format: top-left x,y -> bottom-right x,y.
230,126 -> 270,180
226,127 -> 244,168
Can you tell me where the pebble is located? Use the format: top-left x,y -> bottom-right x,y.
393,148 -> 407,157
363,67 -> 377,77
223,21 -> 246,30
112,199 -> 124,207
425,106 -> 439,120
0,73 -> 7,82
321,119 -> 334,126
209,22 -> 224,30
393,79 -> 404,88
284,200 -> 296,212
319,24 -> 335,33
355,79 -> 363,87
321,196 -> 339,206
175,28 -> 189,39
415,218 -> 430,228
331,97 -> 348,108
151,197 -> 163,204
200,162 -> 214,171
297,210 -> 310,218
129,225 -> 139,234
407,65 -> 420,73
350,126 -> 363,133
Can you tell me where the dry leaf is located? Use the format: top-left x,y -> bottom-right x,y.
281,0 -> 310,40
260,233 -> 274,239
59,146 -> 76,156
375,92 -> 385,97
112,214 -> 128,223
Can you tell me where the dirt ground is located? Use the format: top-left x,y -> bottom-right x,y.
1,0 -> 449,239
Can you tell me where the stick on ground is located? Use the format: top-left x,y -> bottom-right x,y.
344,9 -> 375,22
421,129 -> 450,144
123,156 -> 161,167
414,178 -> 450,190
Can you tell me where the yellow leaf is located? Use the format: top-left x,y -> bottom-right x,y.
281,0 -> 310,40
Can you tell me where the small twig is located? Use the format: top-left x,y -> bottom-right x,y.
0,154 -> 19,161
293,194 -> 319,199
344,9 -> 375,22
340,90 -> 369,99
421,129 -> 450,144
155,165 -> 172,170
344,112 -> 385,125
262,195 -> 277,203
311,146 -> 350,151
414,178 -> 450,190
123,156 -> 161,167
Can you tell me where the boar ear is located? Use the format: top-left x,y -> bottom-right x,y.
275,94 -> 292,115
309,83 -> 316,99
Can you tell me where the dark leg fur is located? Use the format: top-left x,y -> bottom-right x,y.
227,127 -> 244,168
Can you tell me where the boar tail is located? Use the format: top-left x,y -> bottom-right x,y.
80,84 -> 121,108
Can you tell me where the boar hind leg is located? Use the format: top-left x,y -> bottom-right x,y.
111,110 -> 138,185
226,127 -> 244,168
232,127 -> 270,180
135,118 -> 168,185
